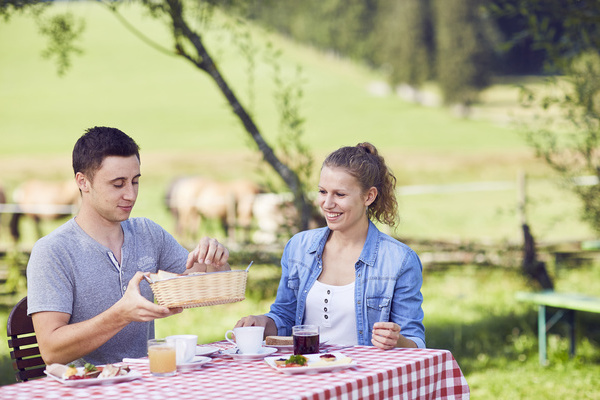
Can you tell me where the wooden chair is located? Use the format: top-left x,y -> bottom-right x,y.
6,296 -> 46,382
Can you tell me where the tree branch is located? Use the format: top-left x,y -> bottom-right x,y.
97,0 -> 177,58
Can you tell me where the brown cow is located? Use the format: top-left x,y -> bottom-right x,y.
166,177 -> 262,244
9,180 -> 80,242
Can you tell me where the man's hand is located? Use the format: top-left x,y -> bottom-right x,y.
118,272 -> 182,321
186,237 -> 230,273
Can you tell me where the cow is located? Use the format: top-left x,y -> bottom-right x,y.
9,180 -> 80,242
165,176 -> 262,244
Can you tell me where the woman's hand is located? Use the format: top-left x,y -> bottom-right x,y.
372,322 -> 418,349
371,322 -> 401,350
234,315 -> 278,337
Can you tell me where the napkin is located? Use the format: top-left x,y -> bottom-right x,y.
122,357 -> 149,364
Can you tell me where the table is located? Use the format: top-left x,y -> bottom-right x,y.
516,290 -> 600,365
0,342 -> 470,400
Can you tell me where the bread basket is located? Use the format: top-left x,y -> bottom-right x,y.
147,263 -> 251,309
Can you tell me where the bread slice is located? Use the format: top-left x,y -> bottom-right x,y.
265,336 -> 293,346
148,270 -> 180,282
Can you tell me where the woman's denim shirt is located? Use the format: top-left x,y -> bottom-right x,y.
265,220 -> 426,348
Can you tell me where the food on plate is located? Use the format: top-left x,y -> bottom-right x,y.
273,353 -> 354,369
265,336 -> 293,346
99,364 -> 131,378
279,354 -> 308,368
46,362 -> 131,380
63,364 -> 78,379
61,363 -> 101,380
311,356 -> 353,367
319,353 -> 337,362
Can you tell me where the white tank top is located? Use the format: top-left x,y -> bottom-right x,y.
304,279 -> 358,346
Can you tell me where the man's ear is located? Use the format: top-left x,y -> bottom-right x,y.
75,172 -> 90,192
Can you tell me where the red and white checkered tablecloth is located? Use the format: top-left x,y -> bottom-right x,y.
0,342 -> 470,400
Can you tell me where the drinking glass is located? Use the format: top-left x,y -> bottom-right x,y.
292,325 -> 320,355
148,338 -> 177,377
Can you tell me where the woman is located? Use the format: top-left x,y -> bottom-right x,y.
235,143 -> 425,349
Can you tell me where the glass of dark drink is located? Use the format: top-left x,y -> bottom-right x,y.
292,325 -> 320,355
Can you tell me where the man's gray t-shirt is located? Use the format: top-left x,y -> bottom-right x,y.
27,217 -> 188,366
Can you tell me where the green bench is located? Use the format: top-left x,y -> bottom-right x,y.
516,291 -> 600,365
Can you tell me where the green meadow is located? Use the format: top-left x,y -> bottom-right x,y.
1,3 -> 599,398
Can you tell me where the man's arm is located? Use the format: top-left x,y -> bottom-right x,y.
32,272 -> 181,365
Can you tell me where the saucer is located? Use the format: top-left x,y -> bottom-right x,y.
195,345 -> 220,357
177,355 -> 212,371
222,346 -> 278,361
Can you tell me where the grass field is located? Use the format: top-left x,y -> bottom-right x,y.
1,3 -> 599,398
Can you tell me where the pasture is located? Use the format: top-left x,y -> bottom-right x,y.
0,3 -> 595,247
1,3 -> 599,398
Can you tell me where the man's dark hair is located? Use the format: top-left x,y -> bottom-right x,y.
72,126 -> 140,180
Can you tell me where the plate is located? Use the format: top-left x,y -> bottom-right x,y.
221,346 -> 278,361
195,345 -> 220,357
264,352 -> 357,375
178,356 -> 212,371
44,367 -> 142,387
264,342 -> 294,352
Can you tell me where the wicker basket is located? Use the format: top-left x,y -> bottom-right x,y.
149,269 -> 248,309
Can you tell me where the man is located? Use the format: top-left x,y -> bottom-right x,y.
26,126 -> 230,366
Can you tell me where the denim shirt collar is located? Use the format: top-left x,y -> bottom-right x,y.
306,220 -> 380,268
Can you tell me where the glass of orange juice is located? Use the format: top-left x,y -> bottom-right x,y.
148,338 -> 177,377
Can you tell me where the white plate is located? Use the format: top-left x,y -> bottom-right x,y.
178,356 -> 212,371
195,345 -> 220,357
264,343 -> 294,352
221,346 -> 278,361
44,367 -> 142,387
264,352 -> 357,375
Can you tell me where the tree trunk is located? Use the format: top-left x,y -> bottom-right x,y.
522,223 -> 554,290
166,0 -> 310,230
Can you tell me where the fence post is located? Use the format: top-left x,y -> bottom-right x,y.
518,170 -> 527,227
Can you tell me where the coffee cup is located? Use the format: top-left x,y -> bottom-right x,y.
166,334 -> 198,365
225,326 -> 264,354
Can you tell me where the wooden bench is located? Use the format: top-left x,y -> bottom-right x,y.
516,291 -> 600,365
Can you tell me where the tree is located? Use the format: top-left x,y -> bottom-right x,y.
489,1 -> 600,233
521,52 -> 600,233
433,0 -> 498,108
488,0 -> 600,71
373,0 -> 433,92
1,0 -> 315,231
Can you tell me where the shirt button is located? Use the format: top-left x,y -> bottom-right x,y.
324,315 -> 329,319
324,299 -> 328,303
327,290 -> 331,294
324,307 -> 328,312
